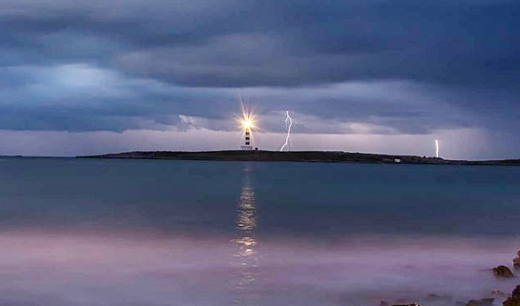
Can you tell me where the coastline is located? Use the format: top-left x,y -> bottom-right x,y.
77,150 -> 520,166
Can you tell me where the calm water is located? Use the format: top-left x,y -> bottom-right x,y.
0,158 -> 519,306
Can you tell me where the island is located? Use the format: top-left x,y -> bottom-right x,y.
78,150 -> 520,166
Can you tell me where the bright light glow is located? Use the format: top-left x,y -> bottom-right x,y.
238,112 -> 256,132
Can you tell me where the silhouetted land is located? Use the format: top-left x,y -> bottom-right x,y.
79,150 -> 520,166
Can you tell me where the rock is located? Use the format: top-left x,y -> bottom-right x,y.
493,265 -> 515,278
391,304 -> 420,306
465,298 -> 494,306
503,285 -> 520,306
514,251 -> 520,270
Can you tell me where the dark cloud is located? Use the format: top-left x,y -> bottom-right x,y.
0,0 -> 519,157
2,0 -> 519,87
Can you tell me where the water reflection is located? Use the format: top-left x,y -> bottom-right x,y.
234,165 -> 259,305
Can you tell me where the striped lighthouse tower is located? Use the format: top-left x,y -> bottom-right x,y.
245,129 -> 251,146
242,128 -> 253,150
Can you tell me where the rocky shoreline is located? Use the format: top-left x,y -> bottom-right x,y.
381,251 -> 520,306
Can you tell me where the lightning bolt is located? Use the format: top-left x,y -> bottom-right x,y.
280,111 -> 293,152
435,139 -> 439,158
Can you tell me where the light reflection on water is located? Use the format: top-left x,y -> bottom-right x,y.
234,165 -> 259,306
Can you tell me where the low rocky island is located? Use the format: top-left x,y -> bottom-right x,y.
79,150 -> 520,166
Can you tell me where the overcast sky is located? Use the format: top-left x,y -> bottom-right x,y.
1,0 -> 519,159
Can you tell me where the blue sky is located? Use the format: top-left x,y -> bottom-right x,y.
1,0 -> 519,159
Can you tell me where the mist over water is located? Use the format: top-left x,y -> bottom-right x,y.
0,158 -> 519,306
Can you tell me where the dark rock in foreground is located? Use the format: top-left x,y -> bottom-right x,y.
465,298 -> 494,306
513,251 -> 520,270
493,266 -> 515,278
503,285 -> 520,306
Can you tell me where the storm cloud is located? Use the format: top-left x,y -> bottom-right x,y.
0,0 -> 519,158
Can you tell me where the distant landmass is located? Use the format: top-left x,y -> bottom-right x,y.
78,150 -> 520,166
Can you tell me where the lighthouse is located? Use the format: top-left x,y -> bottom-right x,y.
242,128 -> 253,150
239,112 -> 255,151
245,128 -> 251,147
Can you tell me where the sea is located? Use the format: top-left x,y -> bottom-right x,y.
0,157 -> 519,306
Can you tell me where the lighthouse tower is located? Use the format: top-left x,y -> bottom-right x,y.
241,128 -> 253,150
239,112 -> 255,151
